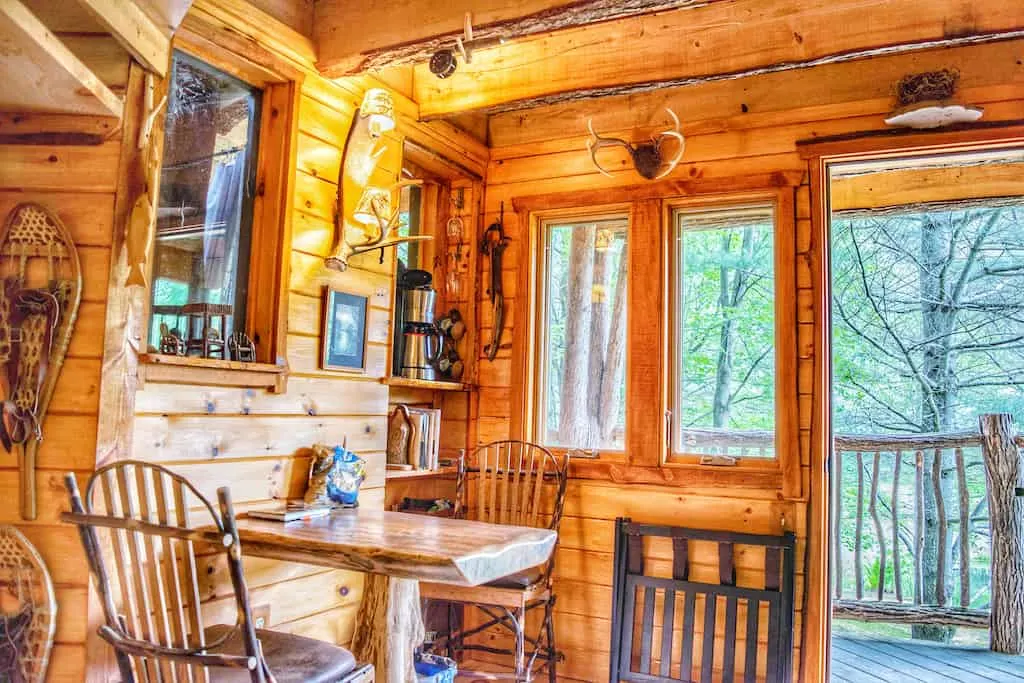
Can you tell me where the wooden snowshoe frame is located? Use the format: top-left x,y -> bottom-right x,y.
0,204 -> 82,520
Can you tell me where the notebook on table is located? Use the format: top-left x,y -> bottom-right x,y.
247,502 -> 334,522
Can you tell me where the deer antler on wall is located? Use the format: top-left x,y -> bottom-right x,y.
325,180 -> 432,272
586,109 -> 685,180
325,88 -> 432,272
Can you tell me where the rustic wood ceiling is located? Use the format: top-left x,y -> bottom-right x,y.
315,0 -> 1024,121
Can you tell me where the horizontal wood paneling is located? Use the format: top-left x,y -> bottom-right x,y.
476,39 -> 1024,681
0,38 -> 125,675
127,42 -> 418,678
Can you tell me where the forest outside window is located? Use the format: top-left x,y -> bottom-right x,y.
671,203 -> 777,459
149,52 -> 261,356
535,217 -> 628,452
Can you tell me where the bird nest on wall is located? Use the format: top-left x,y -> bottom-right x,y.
896,69 -> 960,105
885,68 -> 983,129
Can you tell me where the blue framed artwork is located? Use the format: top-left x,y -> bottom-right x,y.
321,287 -> 368,372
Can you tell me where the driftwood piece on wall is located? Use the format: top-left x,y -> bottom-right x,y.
95,62 -> 168,471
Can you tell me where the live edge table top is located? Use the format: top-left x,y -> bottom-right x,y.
231,508 -> 558,586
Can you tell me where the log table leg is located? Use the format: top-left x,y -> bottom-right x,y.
352,575 -> 425,683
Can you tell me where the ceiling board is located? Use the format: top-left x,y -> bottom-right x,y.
0,0 -> 122,117
76,0 -> 172,76
315,0 -> 701,75
413,0 -> 1024,117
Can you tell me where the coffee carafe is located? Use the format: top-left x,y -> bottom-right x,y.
395,270 -> 442,380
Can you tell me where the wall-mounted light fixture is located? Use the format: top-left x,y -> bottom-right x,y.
359,88 -> 396,138
326,88 -> 432,272
326,181 -> 432,272
429,13 -> 507,79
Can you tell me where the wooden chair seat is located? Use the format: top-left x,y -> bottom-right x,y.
420,574 -> 550,610
424,441 -> 569,682
204,625 -> 365,683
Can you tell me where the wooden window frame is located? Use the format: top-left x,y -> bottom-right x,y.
663,190 -> 798,476
528,206 -> 633,463
511,175 -> 801,492
137,27 -> 302,393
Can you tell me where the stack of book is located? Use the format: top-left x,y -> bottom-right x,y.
387,405 -> 441,471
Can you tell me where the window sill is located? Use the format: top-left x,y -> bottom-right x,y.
138,354 -> 289,393
568,459 -> 783,490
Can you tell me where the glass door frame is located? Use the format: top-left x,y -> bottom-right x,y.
800,124 -> 1024,682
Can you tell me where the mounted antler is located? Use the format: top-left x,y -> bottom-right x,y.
586,108 -> 685,180
325,179 -> 432,272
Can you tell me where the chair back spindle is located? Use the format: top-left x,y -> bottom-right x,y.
62,460 -> 267,683
609,519 -> 796,683
457,440 -> 568,583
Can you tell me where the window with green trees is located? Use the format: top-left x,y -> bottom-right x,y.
672,204 -> 777,458
535,217 -> 628,451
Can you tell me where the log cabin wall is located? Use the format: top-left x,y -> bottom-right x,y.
125,0 -> 485,667
0,2 -> 484,682
474,39 -> 1024,681
0,8 -> 131,679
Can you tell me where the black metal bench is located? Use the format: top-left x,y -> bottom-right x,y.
610,518 -> 797,683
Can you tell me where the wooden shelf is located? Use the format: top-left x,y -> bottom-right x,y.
385,466 -> 458,480
138,354 -> 288,393
382,377 -> 474,392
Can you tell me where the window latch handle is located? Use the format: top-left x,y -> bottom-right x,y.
568,448 -> 600,460
665,410 -> 673,462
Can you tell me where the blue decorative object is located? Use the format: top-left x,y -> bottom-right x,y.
304,444 -> 366,507
327,446 -> 366,505
414,652 -> 456,683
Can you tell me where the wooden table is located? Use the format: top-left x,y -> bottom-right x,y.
231,508 -> 557,682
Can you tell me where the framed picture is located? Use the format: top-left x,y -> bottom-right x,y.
321,287 -> 369,372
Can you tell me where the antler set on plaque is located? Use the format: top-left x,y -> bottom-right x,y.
586,109 -> 685,180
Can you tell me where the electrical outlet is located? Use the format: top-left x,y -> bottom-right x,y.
252,604 -> 271,630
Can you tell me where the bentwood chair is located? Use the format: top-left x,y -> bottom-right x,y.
61,460 -> 374,683
420,441 -> 569,682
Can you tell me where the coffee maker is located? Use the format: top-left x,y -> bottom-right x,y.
394,270 -> 442,380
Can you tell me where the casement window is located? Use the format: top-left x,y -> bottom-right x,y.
149,52 -> 261,353
139,41 -> 298,390
533,216 -> 629,452
670,203 -> 778,459
517,188 -> 796,489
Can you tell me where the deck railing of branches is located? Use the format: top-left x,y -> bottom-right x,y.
830,430 -> 990,628
681,414 -> 1024,653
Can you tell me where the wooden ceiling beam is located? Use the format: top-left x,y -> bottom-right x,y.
74,0 -> 173,77
412,0 -> 1024,118
315,0 -> 710,77
486,39 -> 1024,150
0,0 -> 123,117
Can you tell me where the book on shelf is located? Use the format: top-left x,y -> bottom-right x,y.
405,406 -> 441,471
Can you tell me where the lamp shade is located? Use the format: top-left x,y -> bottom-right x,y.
353,187 -> 392,226
360,88 -> 396,138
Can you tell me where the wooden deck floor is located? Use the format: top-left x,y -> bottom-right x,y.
832,636 -> 1024,682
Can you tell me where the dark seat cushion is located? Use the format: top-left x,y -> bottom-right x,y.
484,566 -> 543,589
204,624 -> 356,683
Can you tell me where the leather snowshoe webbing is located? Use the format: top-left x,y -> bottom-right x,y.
0,287 -> 59,451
